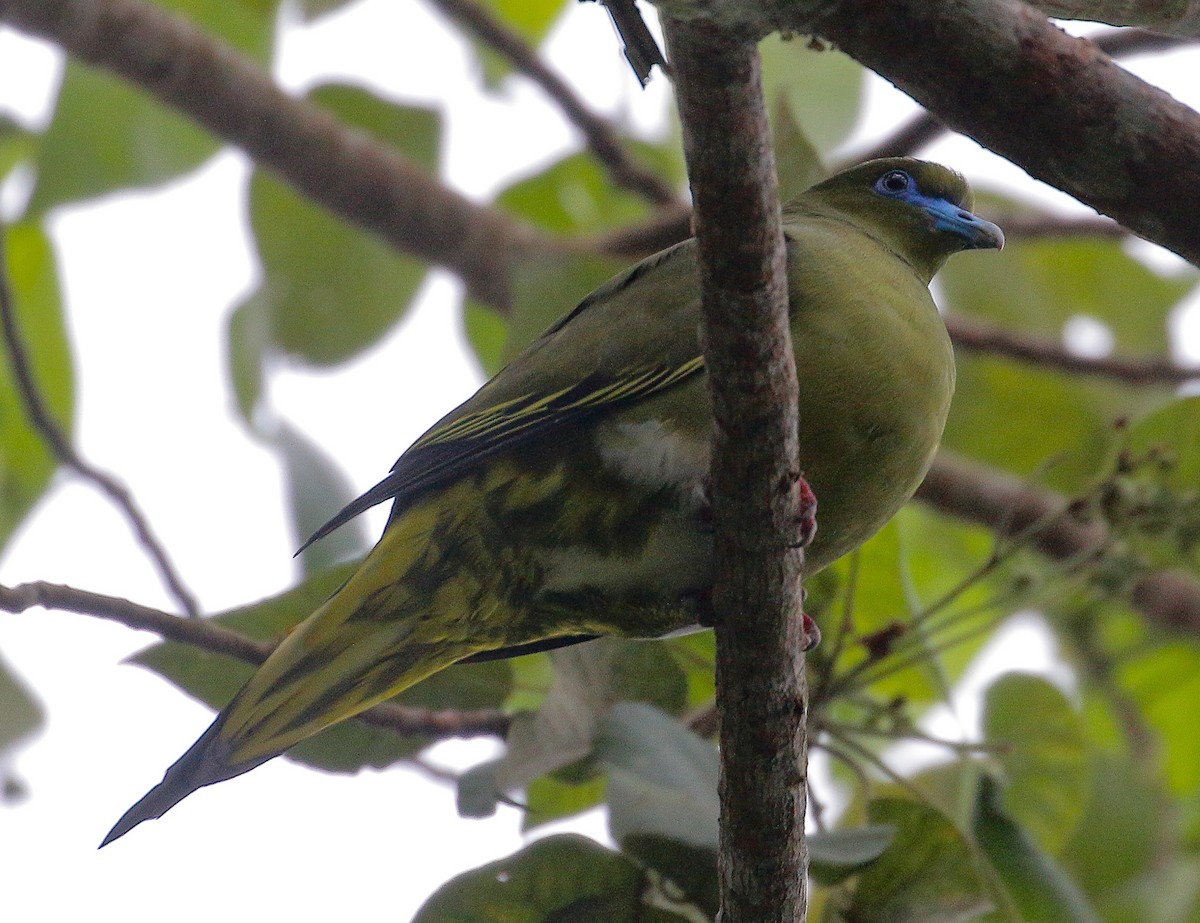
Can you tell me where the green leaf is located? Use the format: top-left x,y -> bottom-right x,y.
1119,642 -> 1200,794
973,774 -> 1102,923
523,770 -> 609,830
941,236 -> 1195,356
463,299 -> 509,377
29,0 -> 274,213
772,96 -> 826,204
502,251 -> 627,363
471,0 -> 569,86
294,0 -> 357,21
835,798 -> 992,923
937,233 -> 1194,491
942,355 -> 1142,493
0,222 -> 72,550
0,115 -> 36,183
274,421 -> 371,575
0,654 -> 43,800
498,151 -> 653,235
982,673 -> 1089,853
246,85 -> 439,365
1126,396 -> 1200,492
596,701 -> 719,851
132,563 -> 513,772
413,834 -> 695,923
808,824 -> 896,885
759,33 -> 864,156
1060,754 -> 1162,903
225,293 -> 270,423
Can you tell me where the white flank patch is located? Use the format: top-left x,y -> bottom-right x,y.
595,419 -> 710,489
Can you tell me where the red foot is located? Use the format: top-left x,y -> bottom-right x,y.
801,611 -> 821,652
794,476 -> 818,549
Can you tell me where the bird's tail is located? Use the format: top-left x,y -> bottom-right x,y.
101,511 -> 481,847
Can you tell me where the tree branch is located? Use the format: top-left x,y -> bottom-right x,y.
426,0 -> 678,205
791,1 -> 1200,268
0,223 -> 200,618
0,0 -> 535,308
917,452 -> 1200,635
946,313 -> 1200,386
663,15 -> 808,923
1025,1 -> 1200,36
0,580 -> 511,738
842,25 -> 1197,165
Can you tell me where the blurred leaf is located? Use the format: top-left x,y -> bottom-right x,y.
502,250 -> 625,362
0,115 -> 36,183
498,151 -> 654,235
225,293 -> 270,423
625,834 -> 719,918
597,701 -> 719,851
809,824 -> 896,885
666,630 -> 715,709
30,0 -> 274,212
1119,643 -> 1200,794
982,673 -> 1089,853
610,641 -> 687,716
937,233 -> 1193,490
943,356 -> 1141,493
463,299 -> 509,377
834,798 -> 992,923
246,85 -> 439,365
941,236 -> 1195,355
294,0 -> 357,21
772,97 -> 826,203
274,421 -> 371,575
523,770 -> 608,830
1060,754 -> 1162,904
413,834 -> 695,923
973,774 -> 1101,923
1127,396 -> 1200,492
472,0 -> 569,86
489,641 -> 622,795
759,33 -> 863,156
0,222 -> 72,549
133,562 -> 513,771
0,653 -> 43,765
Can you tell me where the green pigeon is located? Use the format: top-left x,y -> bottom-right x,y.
103,157 -> 1002,845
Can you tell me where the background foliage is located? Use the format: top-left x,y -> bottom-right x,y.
2,0 -> 1200,920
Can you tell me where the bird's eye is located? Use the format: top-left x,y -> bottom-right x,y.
876,170 -> 911,195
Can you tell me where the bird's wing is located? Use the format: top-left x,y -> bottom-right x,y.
298,240 -> 706,553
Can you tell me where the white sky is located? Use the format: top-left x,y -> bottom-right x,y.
0,2 -> 1197,920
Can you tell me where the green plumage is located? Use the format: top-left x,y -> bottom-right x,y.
103,158 -> 1002,845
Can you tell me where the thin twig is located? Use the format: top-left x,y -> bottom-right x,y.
0,579 -> 512,738
947,314 -> 1199,386
918,453 -> 1200,634
427,0 -> 677,205
0,224 -> 200,617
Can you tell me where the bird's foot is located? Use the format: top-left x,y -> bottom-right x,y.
688,588 -> 821,653
790,474 -> 818,549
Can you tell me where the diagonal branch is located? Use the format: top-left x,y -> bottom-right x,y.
793,1 -> 1200,268
0,224 -> 200,618
0,580 -> 511,738
0,0 -> 535,309
842,26 -> 1198,166
946,314 -> 1200,386
663,14 -> 808,923
426,0 -> 678,205
917,452 -> 1200,635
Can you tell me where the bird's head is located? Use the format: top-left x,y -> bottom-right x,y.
798,158 -> 1004,282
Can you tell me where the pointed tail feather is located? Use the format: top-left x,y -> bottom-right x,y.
100,717 -> 264,847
